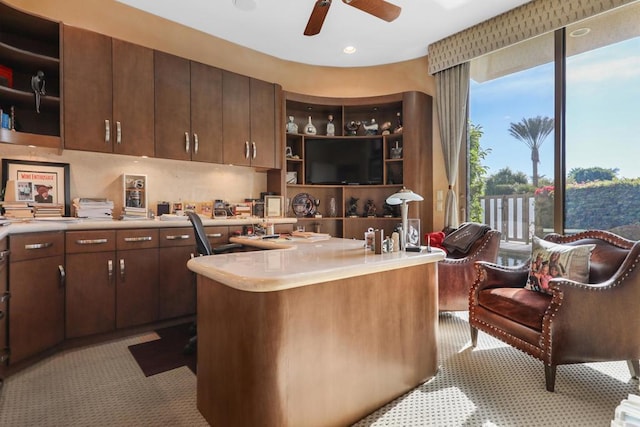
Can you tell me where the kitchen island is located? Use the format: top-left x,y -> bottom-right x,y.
187,237 -> 445,427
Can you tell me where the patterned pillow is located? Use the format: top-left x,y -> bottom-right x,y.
525,236 -> 596,294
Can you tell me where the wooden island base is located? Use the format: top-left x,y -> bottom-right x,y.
196,262 -> 438,427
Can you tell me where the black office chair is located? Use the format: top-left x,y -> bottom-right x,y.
185,211 -> 242,354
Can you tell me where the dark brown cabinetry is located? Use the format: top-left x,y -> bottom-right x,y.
8,232 -> 64,364
284,91 -> 432,238
0,238 -> 8,382
115,229 -> 159,329
63,26 -> 154,156
154,51 -> 223,163
65,230 -> 117,339
222,71 -> 277,168
158,227 -> 196,320
0,2 -> 60,149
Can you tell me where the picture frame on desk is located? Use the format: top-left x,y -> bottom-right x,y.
265,195 -> 283,218
1,158 -> 71,216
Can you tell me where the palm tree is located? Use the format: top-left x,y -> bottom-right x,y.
508,116 -> 554,187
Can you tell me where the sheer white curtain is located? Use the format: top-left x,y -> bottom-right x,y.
435,62 -> 470,228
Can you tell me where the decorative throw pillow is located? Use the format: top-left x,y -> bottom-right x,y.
525,236 -> 596,294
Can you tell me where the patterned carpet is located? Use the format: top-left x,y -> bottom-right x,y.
0,312 -> 637,426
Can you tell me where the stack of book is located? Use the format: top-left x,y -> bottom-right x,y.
612,394 -> 640,426
73,198 -> 114,220
0,201 -> 32,219
121,206 -> 148,220
32,203 -> 64,218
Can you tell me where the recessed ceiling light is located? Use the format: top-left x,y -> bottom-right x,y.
233,0 -> 256,11
569,27 -> 590,37
343,46 -> 356,54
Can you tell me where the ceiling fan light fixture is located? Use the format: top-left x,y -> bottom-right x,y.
343,45 -> 357,54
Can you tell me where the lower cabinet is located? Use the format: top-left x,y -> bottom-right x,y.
115,229 -> 159,329
65,230 -> 117,339
8,232 -> 65,365
1,237 -> 9,380
158,227 -> 196,320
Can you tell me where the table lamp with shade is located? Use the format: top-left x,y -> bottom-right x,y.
386,187 -> 423,251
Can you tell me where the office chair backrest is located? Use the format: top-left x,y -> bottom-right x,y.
186,211 -> 212,256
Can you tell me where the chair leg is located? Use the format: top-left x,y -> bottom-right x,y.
627,360 -> 640,379
544,364 -> 556,392
470,326 -> 478,347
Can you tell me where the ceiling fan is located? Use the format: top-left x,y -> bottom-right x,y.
304,0 -> 401,36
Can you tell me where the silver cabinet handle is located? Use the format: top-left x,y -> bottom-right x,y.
0,292 -> 9,303
76,239 -> 108,245
252,141 -> 257,159
25,242 -> 53,250
185,131 -> 190,153
193,133 -> 199,154
105,119 -> 110,144
206,233 -> 223,238
123,236 -> 153,242
120,259 -> 125,281
108,259 -> 113,282
0,349 -> 8,363
58,265 -> 65,288
165,234 -> 190,240
0,249 -> 9,261
116,121 -> 122,144
245,141 -> 250,159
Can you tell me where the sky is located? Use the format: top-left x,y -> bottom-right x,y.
469,36 -> 640,182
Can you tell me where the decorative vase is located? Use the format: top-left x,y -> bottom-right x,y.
390,141 -> 402,159
329,197 -> 337,217
304,116 -> 317,135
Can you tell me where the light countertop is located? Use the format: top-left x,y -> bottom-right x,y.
187,237 -> 445,293
0,216 -> 296,240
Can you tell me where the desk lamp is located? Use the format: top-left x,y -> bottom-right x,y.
386,187 -> 423,251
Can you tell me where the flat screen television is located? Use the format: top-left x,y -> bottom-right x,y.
305,138 -> 383,185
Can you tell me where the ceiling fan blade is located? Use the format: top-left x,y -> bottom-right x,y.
342,0 -> 401,22
304,0 -> 332,36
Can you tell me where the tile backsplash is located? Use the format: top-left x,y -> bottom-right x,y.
1,144 -> 267,216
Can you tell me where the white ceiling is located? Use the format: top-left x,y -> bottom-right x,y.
115,0 -> 531,67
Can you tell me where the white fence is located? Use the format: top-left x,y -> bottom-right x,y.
480,194 -> 536,243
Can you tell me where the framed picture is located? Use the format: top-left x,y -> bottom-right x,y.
265,195 -> 283,218
2,159 -> 71,216
406,218 -> 421,248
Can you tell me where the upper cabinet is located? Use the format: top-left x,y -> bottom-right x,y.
63,26 -> 154,156
222,71 -> 277,169
0,2 -> 61,149
154,51 -> 223,163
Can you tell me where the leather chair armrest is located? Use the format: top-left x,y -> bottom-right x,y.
473,260 -> 530,292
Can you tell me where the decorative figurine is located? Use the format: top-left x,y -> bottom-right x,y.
304,116 -> 317,135
286,116 -> 298,134
380,121 -> 392,135
326,114 -> 335,136
362,118 -> 378,135
346,197 -> 359,217
344,120 -> 361,136
363,199 -> 377,217
31,70 -> 46,114
393,111 -> 403,134
383,202 -> 398,217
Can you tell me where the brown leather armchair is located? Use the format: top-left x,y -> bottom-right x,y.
438,228 -> 501,311
469,230 -> 640,391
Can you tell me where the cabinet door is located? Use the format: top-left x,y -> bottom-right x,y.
0,240 -> 8,370
158,246 -> 196,319
190,61 -> 223,163
249,78 -> 276,168
116,248 -> 159,329
154,51 -> 192,161
222,70 -> 251,166
112,39 -> 155,157
66,252 -> 116,338
9,255 -> 65,364
63,26 -> 113,152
